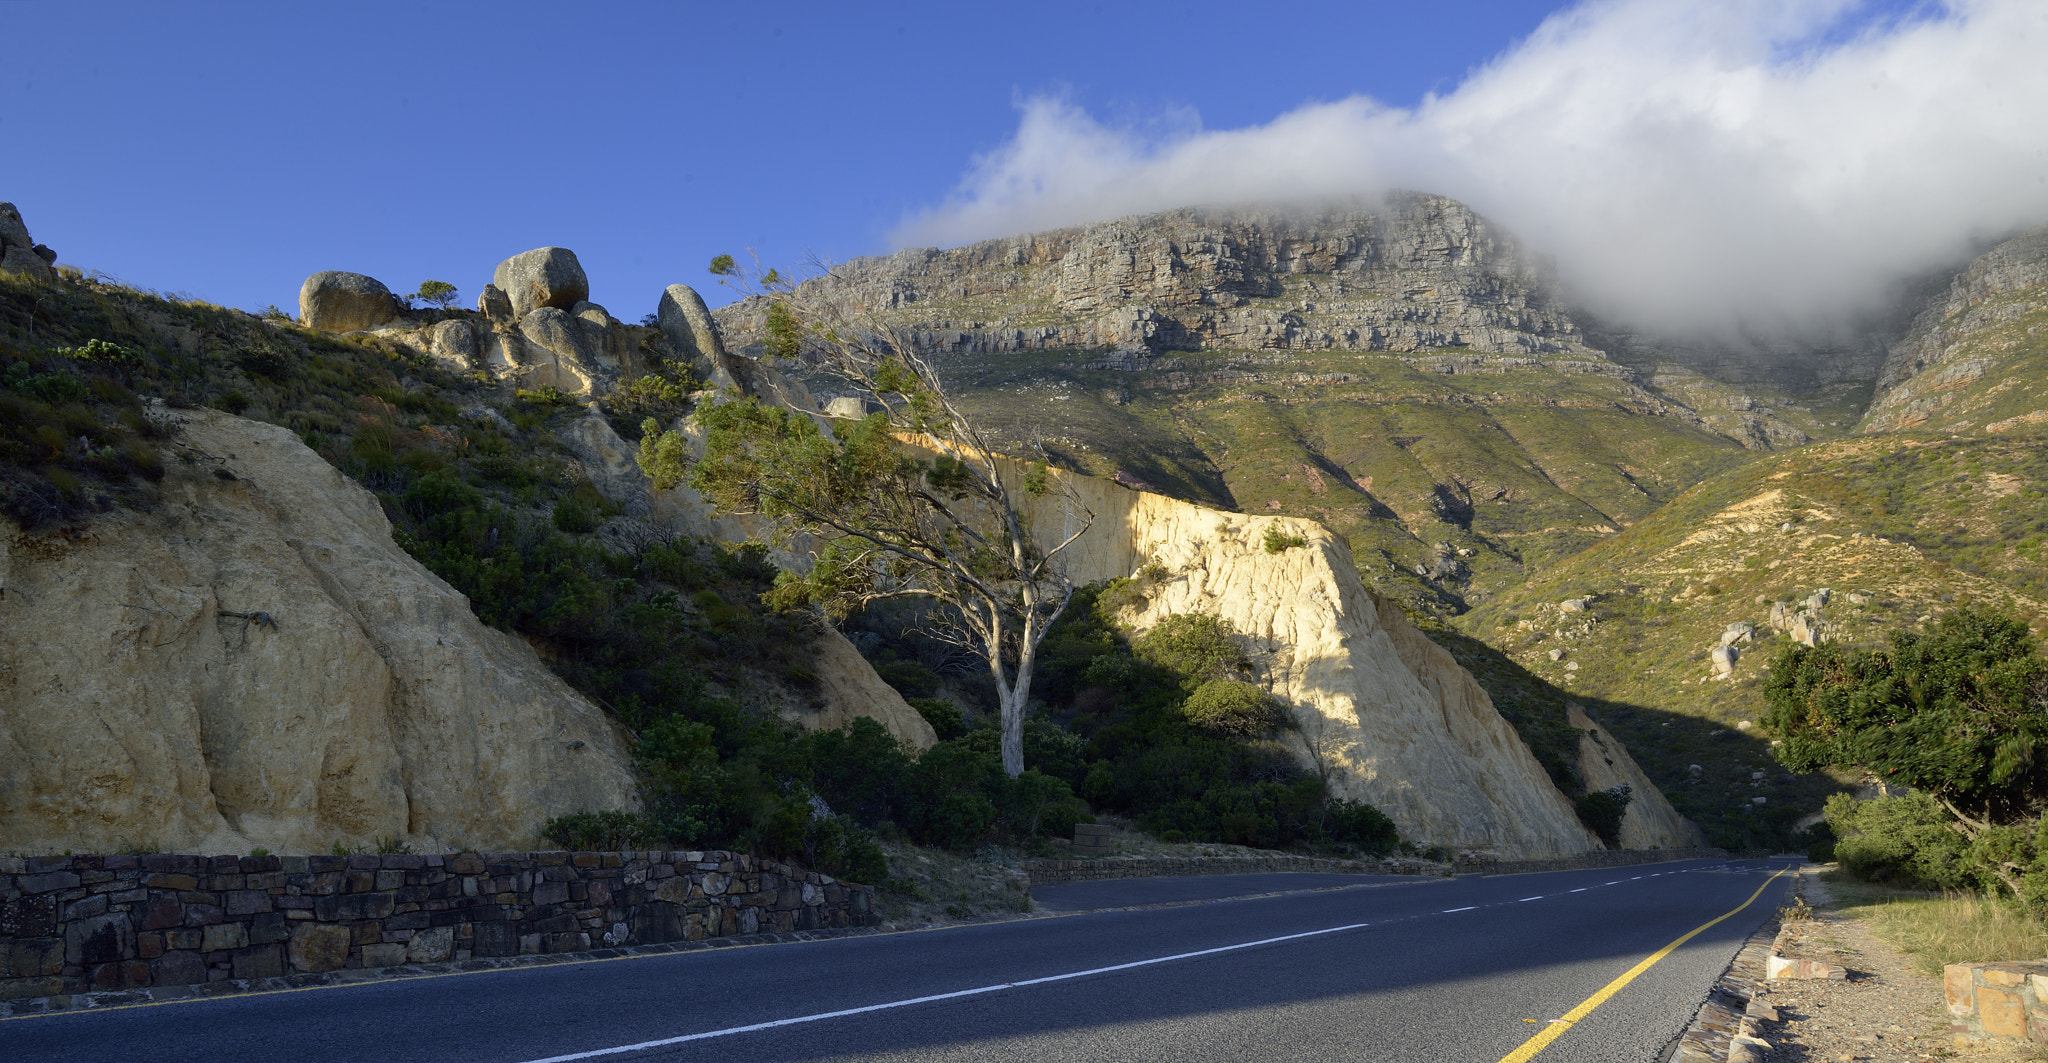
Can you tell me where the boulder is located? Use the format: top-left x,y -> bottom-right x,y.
428,319 -> 478,368
493,247 -> 589,319
516,307 -> 596,394
657,283 -> 739,391
299,271 -> 400,333
0,202 -> 30,251
477,282 -> 514,322
0,202 -> 56,283
823,396 -> 868,419
1710,644 -> 1739,675
1719,622 -> 1755,647
572,300 -> 625,368
1559,597 -> 1589,613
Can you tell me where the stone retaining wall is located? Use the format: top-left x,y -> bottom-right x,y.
1452,847 -> 1730,877
1021,854 -> 1447,887
0,850 -> 873,1000
1945,960 -> 2048,1045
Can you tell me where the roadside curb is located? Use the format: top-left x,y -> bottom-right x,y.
1668,865 -> 1821,1063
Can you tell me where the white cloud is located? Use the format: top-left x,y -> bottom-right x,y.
893,0 -> 2048,337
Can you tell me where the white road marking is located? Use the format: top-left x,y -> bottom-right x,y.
1442,906 -> 1477,913
1517,896 -> 1544,902
1569,888 -> 1587,893
511,920 -> 1373,1062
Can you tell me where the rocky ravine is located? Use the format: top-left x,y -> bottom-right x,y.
0,409 -> 644,855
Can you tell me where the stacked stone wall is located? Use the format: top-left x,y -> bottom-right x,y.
0,850 -> 873,1000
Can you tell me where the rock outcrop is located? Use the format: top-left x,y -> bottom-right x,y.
1864,224 -> 2048,434
1566,704 -> 1708,849
0,409 -> 638,855
999,470 -> 1609,856
493,247 -> 590,320
721,195 -> 1601,361
0,202 -> 58,284
298,271 -> 400,333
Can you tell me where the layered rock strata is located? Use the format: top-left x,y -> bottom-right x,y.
722,195 -> 1601,360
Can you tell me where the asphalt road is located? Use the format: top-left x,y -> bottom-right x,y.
0,857 -> 1797,1063
1032,871 -> 1422,910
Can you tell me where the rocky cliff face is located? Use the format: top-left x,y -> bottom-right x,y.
999,464 -> 1692,856
0,410 -> 639,855
725,195 -> 1600,360
1863,224 -> 2048,435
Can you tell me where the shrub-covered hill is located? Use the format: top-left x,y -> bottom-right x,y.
1463,428 -> 2048,846
1,266 -> 1423,874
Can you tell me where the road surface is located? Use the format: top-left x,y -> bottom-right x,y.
0,857 -> 1797,1063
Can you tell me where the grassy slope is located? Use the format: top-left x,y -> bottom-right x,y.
941,345 -> 1809,617
1464,426 -> 2048,846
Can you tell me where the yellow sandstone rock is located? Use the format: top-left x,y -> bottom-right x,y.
0,409 -> 638,855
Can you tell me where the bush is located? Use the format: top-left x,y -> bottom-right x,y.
1826,792 -> 1970,889
1261,526 -> 1308,553
909,697 -> 967,740
1181,679 -> 1285,737
1574,785 -> 1633,848
541,810 -> 660,851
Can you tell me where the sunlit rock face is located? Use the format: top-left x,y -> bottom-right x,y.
0,410 -> 638,855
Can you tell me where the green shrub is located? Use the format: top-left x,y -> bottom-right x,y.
909,697 -> 967,740
1574,785 -> 1633,848
1262,526 -> 1308,553
1181,679 -> 1285,737
541,810 -> 661,851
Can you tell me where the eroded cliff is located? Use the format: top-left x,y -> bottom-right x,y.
0,410 -> 638,855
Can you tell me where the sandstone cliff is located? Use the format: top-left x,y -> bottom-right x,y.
1005,466 -> 1615,857
0,409 -> 638,855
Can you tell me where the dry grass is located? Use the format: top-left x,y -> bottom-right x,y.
1823,871 -> 2048,976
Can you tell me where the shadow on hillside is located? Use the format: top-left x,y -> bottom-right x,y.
1424,626 -> 1845,850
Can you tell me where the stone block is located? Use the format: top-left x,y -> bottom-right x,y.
182,904 -> 223,926
140,855 -> 205,875
166,929 -> 202,950
139,895 -> 184,931
1983,965 -> 2038,988
200,922 -> 247,953
519,934 -> 543,955
0,975 -> 68,1000
360,943 -> 408,968
7,938 -> 63,977
66,912 -> 134,966
306,855 -> 346,873
150,951 -> 207,987
232,944 -> 284,980
289,924 -> 352,973
142,873 -> 198,891
448,854 -> 485,876
1982,986 -> 2028,1039
543,932 -> 589,953
374,870 -> 405,891
1949,964 -> 1985,1016
471,921 -> 517,958
405,928 -> 454,963
62,894 -> 108,921
531,882 -> 569,905
225,890 -> 273,915
247,913 -> 292,944
19,872 -> 81,894
314,893 -> 394,921
91,960 -> 151,990
137,934 -> 164,960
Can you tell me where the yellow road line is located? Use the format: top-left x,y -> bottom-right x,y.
1495,867 -> 1788,1063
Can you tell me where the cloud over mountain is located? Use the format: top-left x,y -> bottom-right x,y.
894,0 -> 2048,337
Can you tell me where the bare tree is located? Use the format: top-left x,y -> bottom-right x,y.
643,254 -> 1094,776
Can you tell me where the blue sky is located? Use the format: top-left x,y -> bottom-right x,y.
5,0 -> 2027,337
2,1 -> 1571,315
